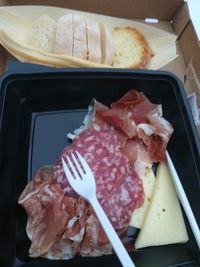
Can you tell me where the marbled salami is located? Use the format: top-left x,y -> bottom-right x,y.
54,127 -> 144,229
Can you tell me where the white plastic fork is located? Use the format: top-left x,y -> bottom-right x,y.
62,151 -> 136,267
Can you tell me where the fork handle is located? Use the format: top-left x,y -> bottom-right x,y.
90,196 -> 136,267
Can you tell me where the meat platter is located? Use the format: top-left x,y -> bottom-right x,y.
0,67 -> 199,267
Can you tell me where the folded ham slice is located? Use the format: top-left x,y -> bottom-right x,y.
94,90 -> 173,163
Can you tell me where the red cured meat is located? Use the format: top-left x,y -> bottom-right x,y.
55,128 -> 144,229
96,107 -> 137,138
111,90 -> 157,125
19,167 -> 70,257
147,110 -> 174,143
122,139 -> 152,175
97,91 -> 157,135
94,90 -> 173,163
19,163 -> 132,259
137,128 -> 167,162
80,214 -> 112,256
53,158 -> 78,198
102,174 -> 143,229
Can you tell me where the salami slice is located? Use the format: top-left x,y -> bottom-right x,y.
59,128 -> 144,229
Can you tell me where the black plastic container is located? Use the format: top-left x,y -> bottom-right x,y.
0,68 -> 200,267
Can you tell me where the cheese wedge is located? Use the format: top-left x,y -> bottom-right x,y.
135,163 -> 189,249
129,168 -> 155,228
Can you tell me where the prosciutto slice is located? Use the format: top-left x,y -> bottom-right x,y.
95,90 -> 173,163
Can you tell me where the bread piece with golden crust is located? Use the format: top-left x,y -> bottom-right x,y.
112,27 -> 154,69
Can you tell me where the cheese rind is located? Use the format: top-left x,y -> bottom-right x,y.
135,163 -> 189,249
129,168 -> 155,228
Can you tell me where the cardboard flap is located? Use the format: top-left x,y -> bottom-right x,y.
179,22 -> 200,83
7,0 -> 183,20
0,0 -> 7,5
172,2 -> 190,36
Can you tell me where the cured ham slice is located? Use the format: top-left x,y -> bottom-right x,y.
19,166 -> 113,259
95,90 -> 173,162
111,90 -> 157,125
122,139 -> 153,175
19,167 -> 70,257
80,214 -> 113,256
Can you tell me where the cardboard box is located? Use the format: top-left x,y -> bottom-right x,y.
0,0 -> 200,132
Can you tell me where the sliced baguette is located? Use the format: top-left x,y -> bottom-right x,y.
86,18 -> 101,63
99,23 -> 115,65
53,14 -> 73,55
29,15 -> 56,53
73,15 -> 87,60
112,26 -> 154,69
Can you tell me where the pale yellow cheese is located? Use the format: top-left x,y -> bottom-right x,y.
135,163 -> 189,249
129,168 -> 155,228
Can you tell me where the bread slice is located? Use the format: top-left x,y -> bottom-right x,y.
72,15 -> 87,60
86,18 -> 101,63
29,15 -> 56,53
53,14 -> 73,55
100,23 -> 115,65
112,27 -> 154,69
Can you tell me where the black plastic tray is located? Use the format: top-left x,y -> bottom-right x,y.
0,68 -> 200,267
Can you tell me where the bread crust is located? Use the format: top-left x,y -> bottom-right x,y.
53,14 -> 73,55
112,26 -> 154,69
86,19 -> 102,63
29,15 -> 56,53
100,23 -> 115,65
